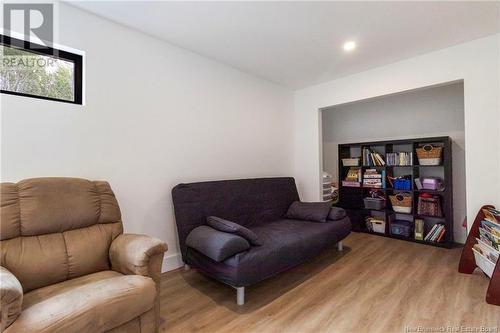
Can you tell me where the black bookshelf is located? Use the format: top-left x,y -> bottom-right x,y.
337,136 -> 453,248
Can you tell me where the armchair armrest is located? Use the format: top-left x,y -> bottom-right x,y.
109,234 -> 168,283
0,266 -> 23,331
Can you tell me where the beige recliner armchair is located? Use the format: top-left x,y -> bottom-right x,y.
0,178 -> 168,333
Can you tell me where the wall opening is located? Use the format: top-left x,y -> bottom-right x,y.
320,81 -> 466,243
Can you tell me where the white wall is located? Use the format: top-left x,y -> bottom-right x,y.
0,3 -> 293,271
294,34 -> 500,235
321,82 -> 466,242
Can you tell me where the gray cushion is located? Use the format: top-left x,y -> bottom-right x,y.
285,201 -> 332,222
328,207 -> 347,221
185,226 -> 250,262
207,216 -> 262,246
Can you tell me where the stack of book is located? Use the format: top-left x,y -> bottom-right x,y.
322,172 -> 333,201
342,167 -> 362,187
362,148 -> 385,166
476,207 -> 500,253
472,208 -> 500,276
386,152 -> 413,166
363,169 -> 386,189
474,239 -> 500,266
424,224 -> 446,242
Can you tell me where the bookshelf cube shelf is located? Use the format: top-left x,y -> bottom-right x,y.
337,136 -> 453,248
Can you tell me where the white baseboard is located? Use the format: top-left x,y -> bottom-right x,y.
162,253 -> 184,272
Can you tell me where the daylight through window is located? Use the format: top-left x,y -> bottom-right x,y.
0,35 -> 83,104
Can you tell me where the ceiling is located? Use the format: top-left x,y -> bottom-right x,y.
70,1 -> 500,89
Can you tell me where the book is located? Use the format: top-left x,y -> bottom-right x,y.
424,225 -> 438,241
373,153 -> 385,166
483,208 -> 500,224
436,227 -> 446,242
479,227 -> 500,250
429,225 -> 441,242
343,167 -> 362,187
481,219 -> 500,238
364,173 -> 382,179
434,225 -> 445,242
487,207 -> 500,217
425,224 -> 445,242
414,178 -> 423,190
363,148 -> 385,166
346,168 -> 362,182
386,152 -> 413,166
342,181 -> 361,187
363,169 -> 384,188
414,219 -> 424,240
475,238 -> 499,263
364,180 -> 382,184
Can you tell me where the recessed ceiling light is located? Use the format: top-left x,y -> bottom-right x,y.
343,41 -> 356,52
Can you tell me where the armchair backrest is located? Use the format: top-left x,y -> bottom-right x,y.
172,177 -> 299,260
0,177 -> 123,292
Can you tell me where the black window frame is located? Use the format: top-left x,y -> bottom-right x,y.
0,34 -> 83,105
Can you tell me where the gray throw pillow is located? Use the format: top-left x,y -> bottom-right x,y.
186,225 -> 250,262
207,216 -> 262,246
286,201 -> 332,222
328,207 -> 347,221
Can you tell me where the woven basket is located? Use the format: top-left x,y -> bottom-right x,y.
416,145 -> 442,159
389,193 -> 412,207
417,194 -> 442,217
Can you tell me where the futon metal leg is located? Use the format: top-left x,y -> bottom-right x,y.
236,287 -> 245,305
184,264 -> 190,271
337,241 -> 343,251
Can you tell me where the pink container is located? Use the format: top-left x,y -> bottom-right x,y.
422,177 -> 442,190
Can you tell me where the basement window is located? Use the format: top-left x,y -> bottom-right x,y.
0,34 -> 83,104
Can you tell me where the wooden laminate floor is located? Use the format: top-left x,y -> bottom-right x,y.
159,232 -> 500,333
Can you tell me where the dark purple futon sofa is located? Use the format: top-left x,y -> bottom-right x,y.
172,177 -> 351,305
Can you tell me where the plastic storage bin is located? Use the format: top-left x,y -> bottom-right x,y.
390,220 -> 412,238
363,197 -> 386,210
422,177 -> 443,190
369,219 -> 386,234
342,158 -> 360,166
393,178 -> 412,190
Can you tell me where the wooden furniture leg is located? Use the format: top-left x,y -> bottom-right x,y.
487,262 -> 500,305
